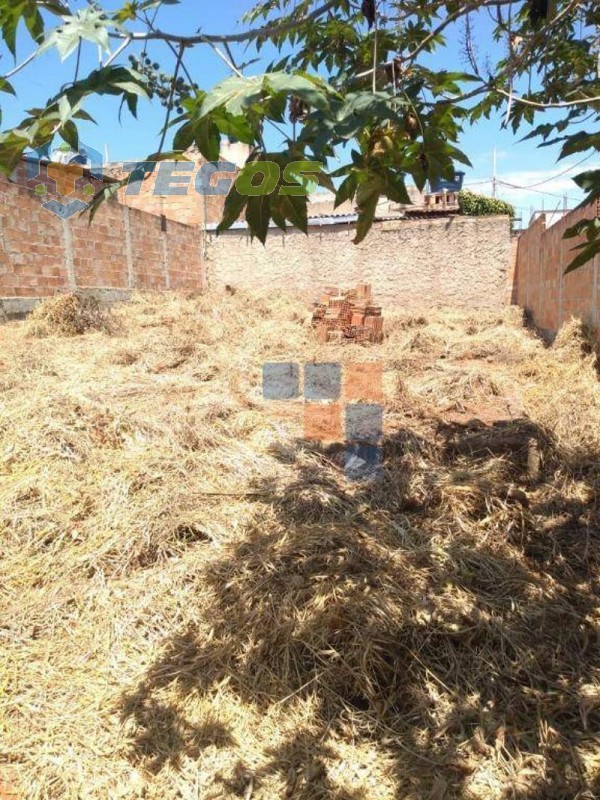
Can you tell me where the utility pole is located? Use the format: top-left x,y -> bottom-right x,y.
492,146 -> 497,199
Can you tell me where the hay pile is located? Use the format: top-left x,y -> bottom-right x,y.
27,292 -> 113,337
1,291 -> 599,799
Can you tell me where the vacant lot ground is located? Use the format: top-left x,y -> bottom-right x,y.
1,290 -> 599,799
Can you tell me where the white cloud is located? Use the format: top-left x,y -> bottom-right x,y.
462,161 -> 600,222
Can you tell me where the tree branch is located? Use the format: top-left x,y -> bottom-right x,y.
111,0 -> 340,45
156,43 -> 184,156
405,0 -> 515,63
103,36 -> 131,68
500,0 -> 586,84
4,49 -> 38,78
496,87 -> 600,108
354,0 -> 514,81
140,9 -> 196,89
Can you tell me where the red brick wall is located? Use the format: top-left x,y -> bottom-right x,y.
506,234 -> 519,304
70,198 -> 130,289
0,177 -> 67,297
128,205 -> 168,291
0,172 -> 205,298
513,201 -> 600,336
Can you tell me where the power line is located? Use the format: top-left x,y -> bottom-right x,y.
465,178 -> 571,201
497,180 -> 570,200
462,179 -> 492,187
514,152 -> 595,188
462,152 -> 596,197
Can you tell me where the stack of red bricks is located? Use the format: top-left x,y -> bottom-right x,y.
312,282 -> 384,344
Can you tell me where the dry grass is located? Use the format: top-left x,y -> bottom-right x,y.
26,293 -> 114,337
1,291 -> 599,799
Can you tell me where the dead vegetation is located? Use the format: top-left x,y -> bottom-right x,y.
1,290 -> 599,799
27,292 -> 114,337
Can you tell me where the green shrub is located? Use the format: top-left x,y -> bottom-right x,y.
458,190 -> 515,218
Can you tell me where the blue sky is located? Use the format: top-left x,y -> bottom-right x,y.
2,0 -> 596,224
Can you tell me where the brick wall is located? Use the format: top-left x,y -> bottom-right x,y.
513,201 -> 600,336
506,234 -> 520,305
206,214 -> 512,308
0,173 -> 205,298
0,155 -> 517,310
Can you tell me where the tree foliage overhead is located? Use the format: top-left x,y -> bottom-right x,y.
0,0 -> 598,262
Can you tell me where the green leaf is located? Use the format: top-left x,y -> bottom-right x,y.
564,218 -> 593,239
59,120 -> 78,150
24,6 -> 44,42
200,71 -> 336,121
216,186 -> 248,234
304,91 -> 407,153
49,66 -> 149,116
520,123 -> 557,143
273,192 -> 308,233
0,77 -> 15,95
265,72 -> 334,111
114,2 -> 139,23
270,203 -> 287,232
246,194 -> 271,244
353,176 -> 382,244
560,132 -> 600,159
124,92 -> 138,118
172,121 -> 195,152
194,117 -> 221,162
200,75 -> 265,117
40,1 -> 70,14
1,8 -> 20,55
112,81 -> 149,98
211,111 -> 255,145
382,171 -> 411,205
85,180 -> 123,224
0,0 -> 47,54
73,108 -> 96,123
314,169 -> 335,194
573,169 -> 600,199
58,94 -> 71,124
335,172 -> 358,208
0,131 -> 30,175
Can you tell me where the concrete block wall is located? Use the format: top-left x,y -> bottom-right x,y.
513,200 -> 600,337
0,173 -> 205,299
206,215 -> 513,308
